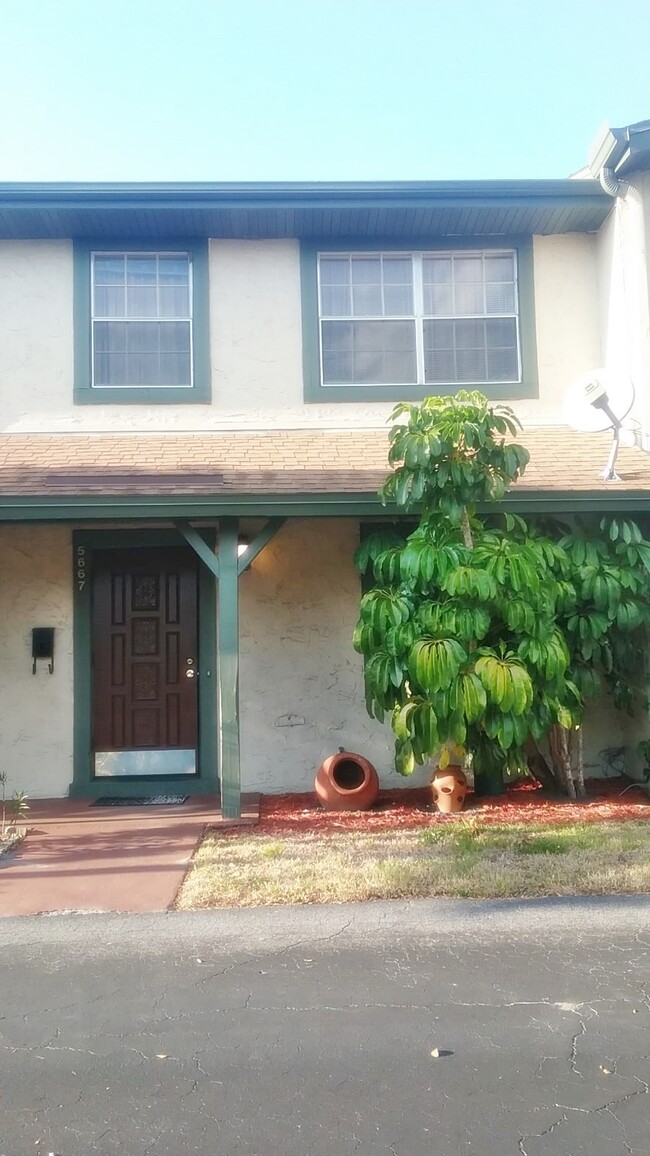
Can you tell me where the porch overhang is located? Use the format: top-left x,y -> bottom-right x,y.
0,427 -> 648,520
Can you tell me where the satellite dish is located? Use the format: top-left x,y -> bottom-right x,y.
564,369 -> 636,481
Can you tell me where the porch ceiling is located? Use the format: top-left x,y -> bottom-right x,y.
0,428 -> 647,512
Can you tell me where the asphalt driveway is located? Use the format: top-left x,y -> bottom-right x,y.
0,896 -> 648,1155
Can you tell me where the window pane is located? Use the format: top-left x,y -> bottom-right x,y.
425,349 -> 456,383
423,283 -> 453,316
456,349 -> 487,381
321,285 -> 351,316
352,283 -> 382,315
127,286 -> 158,318
322,320 -> 415,384
94,256 -> 124,286
423,256 -> 452,285
319,258 -> 349,286
485,283 -> 515,313
126,257 -> 157,285
94,285 -> 124,317
454,256 -> 482,283
455,319 -> 485,349
383,284 -> 413,316
424,319 -> 454,350
160,321 -> 191,353
159,285 -> 190,318
126,323 -> 158,354
383,257 -> 412,284
351,258 -> 382,286
95,352 -> 127,385
126,353 -> 159,385
487,348 -> 519,380
94,321 -> 127,353
159,352 -> 191,385
485,254 -> 514,282
485,317 -> 517,348
454,283 -> 484,315
158,256 -> 190,284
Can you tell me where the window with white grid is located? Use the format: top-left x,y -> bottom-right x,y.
318,250 -> 520,387
91,252 -> 193,388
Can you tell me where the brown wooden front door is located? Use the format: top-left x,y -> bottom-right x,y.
91,548 -> 199,778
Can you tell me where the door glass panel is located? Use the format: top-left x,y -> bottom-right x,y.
132,574 -> 159,610
94,749 -> 197,777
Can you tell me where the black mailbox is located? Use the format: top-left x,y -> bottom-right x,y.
32,627 -> 54,673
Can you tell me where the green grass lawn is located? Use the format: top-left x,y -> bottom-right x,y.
176,819 -> 650,909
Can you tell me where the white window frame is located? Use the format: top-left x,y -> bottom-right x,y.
316,249 -> 521,388
90,250 -> 195,390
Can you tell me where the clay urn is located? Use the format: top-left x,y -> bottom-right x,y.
431,765 -> 468,814
315,751 -> 380,811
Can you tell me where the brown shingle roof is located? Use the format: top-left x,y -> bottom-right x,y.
0,428 -> 647,497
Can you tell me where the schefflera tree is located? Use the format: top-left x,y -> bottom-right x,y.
353,391 -> 579,796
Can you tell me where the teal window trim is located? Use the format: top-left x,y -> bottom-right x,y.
301,236 -> 538,404
73,239 -> 211,405
71,528 -> 217,798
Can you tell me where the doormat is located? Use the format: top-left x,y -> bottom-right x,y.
91,795 -> 189,807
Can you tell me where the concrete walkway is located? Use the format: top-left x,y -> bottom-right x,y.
0,795 -> 259,916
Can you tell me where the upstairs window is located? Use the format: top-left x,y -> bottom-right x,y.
319,250 -> 519,387
301,241 -> 536,403
74,241 -> 210,405
92,253 -> 193,388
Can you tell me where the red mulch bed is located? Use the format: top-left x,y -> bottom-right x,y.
254,778 -> 650,836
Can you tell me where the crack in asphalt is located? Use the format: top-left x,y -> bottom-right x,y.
518,1076 -> 650,1155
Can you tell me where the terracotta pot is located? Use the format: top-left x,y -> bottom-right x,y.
431,765 -> 468,814
315,751 -> 380,811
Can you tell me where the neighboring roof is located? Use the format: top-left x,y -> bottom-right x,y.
0,180 -> 611,240
0,430 -> 647,508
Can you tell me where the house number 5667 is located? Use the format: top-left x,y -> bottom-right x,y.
75,545 -> 87,592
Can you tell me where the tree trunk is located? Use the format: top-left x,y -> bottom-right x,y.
525,736 -> 559,793
474,763 -> 504,796
571,726 -> 587,800
549,724 -> 577,799
460,508 -> 474,549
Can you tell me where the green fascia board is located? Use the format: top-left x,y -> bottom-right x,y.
73,238 -> 211,405
2,490 -> 650,522
0,178 -> 609,207
301,237 -> 538,405
71,528 -> 218,798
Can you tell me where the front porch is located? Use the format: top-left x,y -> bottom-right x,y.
0,794 -> 260,917
0,427 -> 649,820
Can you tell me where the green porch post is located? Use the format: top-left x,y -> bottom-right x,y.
217,518 -> 241,819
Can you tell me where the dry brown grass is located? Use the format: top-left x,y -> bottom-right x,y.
175,819 -> 650,909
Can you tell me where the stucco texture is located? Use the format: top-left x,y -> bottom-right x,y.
0,235 -> 604,434
239,519 -> 431,793
0,526 -> 73,798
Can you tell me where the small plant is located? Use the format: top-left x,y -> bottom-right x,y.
0,772 -> 29,840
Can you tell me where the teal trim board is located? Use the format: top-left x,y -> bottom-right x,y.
216,518 -> 241,820
73,239 -> 211,406
70,529 -> 218,799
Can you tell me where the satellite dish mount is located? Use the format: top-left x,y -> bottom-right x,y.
564,371 -> 635,483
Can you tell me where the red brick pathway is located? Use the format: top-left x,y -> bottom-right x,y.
0,795 -> 259,917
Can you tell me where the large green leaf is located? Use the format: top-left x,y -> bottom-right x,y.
408,638 -> 467,693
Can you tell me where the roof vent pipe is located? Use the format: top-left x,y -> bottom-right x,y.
599,166 -> 625,197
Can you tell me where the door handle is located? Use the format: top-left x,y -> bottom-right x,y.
185,669 -> 198,679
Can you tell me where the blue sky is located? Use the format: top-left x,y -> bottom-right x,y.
0,0 -> 648,182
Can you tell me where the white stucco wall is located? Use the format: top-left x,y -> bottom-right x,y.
0,519 -> 644,799
0,234 -> 603,434
596,182 -> 650,448
239,519 -> 432,793
0,525 -> 74,798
